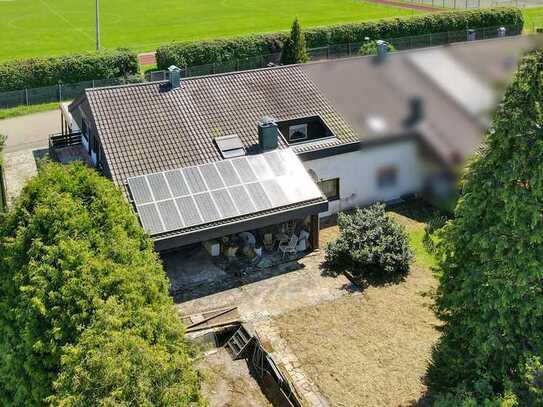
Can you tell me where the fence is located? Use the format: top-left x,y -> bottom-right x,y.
145,25 -> 519,80
400,0 -> 525,8
0,25 -> 521,109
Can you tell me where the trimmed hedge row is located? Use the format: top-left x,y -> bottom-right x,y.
0,49 -> 139,92
156,8 -> 523,69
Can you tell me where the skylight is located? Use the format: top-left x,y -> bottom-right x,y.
215,135 -> 245,159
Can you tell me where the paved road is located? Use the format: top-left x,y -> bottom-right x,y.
0,109 -> 60,153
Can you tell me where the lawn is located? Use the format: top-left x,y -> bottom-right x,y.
0,0 -> 420,61
274,203 -> 442,406
522,7 -> 543,32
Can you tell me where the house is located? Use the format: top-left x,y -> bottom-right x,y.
57,35 -> 537,252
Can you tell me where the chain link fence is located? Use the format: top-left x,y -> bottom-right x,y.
0,26 -> 520,109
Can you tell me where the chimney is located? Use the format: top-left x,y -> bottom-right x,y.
403,97 -> 425,128
497,26 -> 506,37
258,116 -> 279,152
168,65 -> 181,89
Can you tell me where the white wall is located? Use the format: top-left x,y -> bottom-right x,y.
304,140 -> 424,217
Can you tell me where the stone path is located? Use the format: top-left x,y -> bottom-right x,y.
254,319 -> 330,407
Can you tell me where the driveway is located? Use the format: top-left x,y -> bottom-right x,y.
0,109 -> 60,153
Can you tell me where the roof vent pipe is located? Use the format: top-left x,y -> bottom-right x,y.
258,116 -> 279,152
168,65 -> 181,89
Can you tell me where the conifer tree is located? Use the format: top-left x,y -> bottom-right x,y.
428,50 -> 543,404
281,18 -> 309,65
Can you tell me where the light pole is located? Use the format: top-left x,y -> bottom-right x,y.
96,0 -> 101,50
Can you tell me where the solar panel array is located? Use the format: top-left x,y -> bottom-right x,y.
127,149 -> 324,236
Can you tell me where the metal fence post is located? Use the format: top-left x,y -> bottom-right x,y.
58,83 -> 62,102
92,79 -> 95,88
25,88 -> 29,105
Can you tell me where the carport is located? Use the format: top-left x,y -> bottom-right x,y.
126,149 -> 328,253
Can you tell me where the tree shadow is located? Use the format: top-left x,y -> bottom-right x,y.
388,199 -> 449,224
320,260 -> 407,293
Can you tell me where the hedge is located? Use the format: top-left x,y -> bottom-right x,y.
0,49 -> 139,92
156,8 -> 523,70
0,163 -> 202,405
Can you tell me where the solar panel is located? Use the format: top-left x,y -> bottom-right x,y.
193,192 -> 221,223
182,167 -> 207,193
233,158 -> 257,183
248,155 -> 274,180
128,148 -> 326,236
157,199 -> 184,231
128,176 -> 153,205
137,203 -> 164,234
199,163 -> 225,190
265,151 -> 288,177
261,179 -> 290,207
245,182 -> 272,211
164,169 -> 190,197
215,160 -> 242,186
147,173 -> 171,201
175,196 -> 203,227
229,185 -> 256,215
211,189 -> 239,219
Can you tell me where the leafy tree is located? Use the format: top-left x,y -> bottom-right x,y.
281,18 -> 309,65
427,50 -> 543,403
324,204 -> 412,281
0,163 -> 202,406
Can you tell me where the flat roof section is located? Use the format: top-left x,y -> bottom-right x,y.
127,149 -> 328,248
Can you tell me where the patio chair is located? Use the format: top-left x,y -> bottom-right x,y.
279,235 -> 298,259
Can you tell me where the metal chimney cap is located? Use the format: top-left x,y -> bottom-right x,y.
259,116 -> 277,126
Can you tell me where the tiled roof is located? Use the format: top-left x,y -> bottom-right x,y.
84,65 -> 358,187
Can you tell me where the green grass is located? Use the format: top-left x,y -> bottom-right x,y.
0,102 -> 60,120
522,7 -> 543,33
387,201 -> 444,271
0,0 -> 420,61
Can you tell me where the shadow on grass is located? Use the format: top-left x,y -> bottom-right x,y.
388,199 -> 448,224
320,261 -> 407,292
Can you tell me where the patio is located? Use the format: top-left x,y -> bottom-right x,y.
163,216 -> 319,303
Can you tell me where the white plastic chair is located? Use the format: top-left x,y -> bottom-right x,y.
279,235 -> 298,259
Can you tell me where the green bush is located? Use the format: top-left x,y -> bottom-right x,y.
358,40 -> 396,56
324,204 -> 412,281
156,8 -> 523,69
0,49 -> 139,92
427,50 -> 543,404
0,163 -> 202,405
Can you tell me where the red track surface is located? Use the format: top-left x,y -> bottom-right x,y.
138,52 -> 157,66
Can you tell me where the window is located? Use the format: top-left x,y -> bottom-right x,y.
215,134 -> 245,158
377,166 -> 398,188
288,124 -> 308,142
318,178 -> 340,201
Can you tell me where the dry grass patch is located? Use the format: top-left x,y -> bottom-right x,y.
274,265 -> 440,406
197,348 -> 271,407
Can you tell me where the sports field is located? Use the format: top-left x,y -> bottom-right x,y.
0,0 -> 420,61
